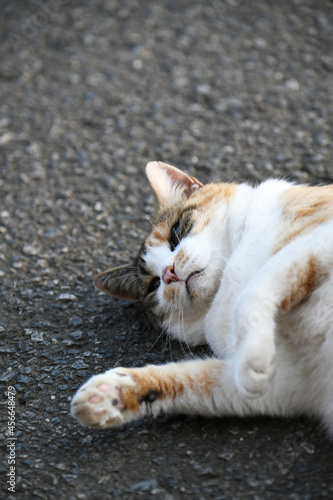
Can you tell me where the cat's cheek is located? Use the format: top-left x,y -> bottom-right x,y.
161,286 -> 190,314
163,284 -> 182,303
151,285 -> 179,313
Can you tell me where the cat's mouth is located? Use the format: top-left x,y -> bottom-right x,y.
162,265 -> 206,301
185,269 -> 205,297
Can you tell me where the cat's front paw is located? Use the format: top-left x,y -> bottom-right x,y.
71,369 -> 135,429
234,340 -> 275,398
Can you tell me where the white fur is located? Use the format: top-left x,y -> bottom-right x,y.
71,174 -> 333,433
144,179 -> 333,428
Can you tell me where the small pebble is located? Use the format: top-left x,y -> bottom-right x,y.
58,293 -> 77,301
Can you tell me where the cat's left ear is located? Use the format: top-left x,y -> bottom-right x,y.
146,161 -> 203,206
94,265 -> 140,301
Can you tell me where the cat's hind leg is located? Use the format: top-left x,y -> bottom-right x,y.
232,229 -> 332,399
233,293 -> 276,398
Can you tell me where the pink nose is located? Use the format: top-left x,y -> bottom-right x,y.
163,265 -> 179,284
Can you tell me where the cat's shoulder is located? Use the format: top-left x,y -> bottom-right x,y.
244,178 -> 333,215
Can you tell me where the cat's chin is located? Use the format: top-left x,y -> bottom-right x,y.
164,313 -> 207,346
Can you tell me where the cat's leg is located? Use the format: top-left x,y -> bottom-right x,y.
232,232 -> 331,399
71,359 -> 265,429
233,288 -> 276,399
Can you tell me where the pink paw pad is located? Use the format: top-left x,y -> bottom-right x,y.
88,385 -> 110,404
98,384 -> 110,392
89,395 -> 103,404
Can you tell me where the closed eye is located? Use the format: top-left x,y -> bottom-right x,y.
170,220 -> 181,251
147,277 -> 160,294
139,264 -> 150,276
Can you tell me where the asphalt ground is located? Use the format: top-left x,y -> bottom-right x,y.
1,0 -> 333,498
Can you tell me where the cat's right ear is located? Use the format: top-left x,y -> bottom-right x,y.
94,265 -> 140,301
146,161 -> 203,206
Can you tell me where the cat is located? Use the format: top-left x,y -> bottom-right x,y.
71,161 -> 333,433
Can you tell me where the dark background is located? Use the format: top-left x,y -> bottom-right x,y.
1,1 -> 333,498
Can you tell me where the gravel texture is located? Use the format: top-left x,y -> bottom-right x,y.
1,0 -> 333,498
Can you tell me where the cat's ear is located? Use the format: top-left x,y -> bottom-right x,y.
146,161 -> 203,206
94,265 -> 140,301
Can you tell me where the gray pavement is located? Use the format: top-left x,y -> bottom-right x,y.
1,0 -> 333,498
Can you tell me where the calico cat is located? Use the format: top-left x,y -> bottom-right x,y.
71,161 -> 333,433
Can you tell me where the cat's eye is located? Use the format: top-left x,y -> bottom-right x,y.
170,220 -> 181,251
139,264 -> 149,276
147,277 -> 160,294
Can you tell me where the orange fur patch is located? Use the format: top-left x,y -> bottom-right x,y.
147,219 -> 171,247
163,285 -> 181,303
276,184 -> 333,252
184,183 -> 238,233
146,182 -> 238,248
190,183 -> 238,208
120,367 -> 185,411
278,255 -> 327,313
120,360 -> 223,411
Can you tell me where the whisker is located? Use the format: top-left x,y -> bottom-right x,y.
97,272 -> 139,283
142,326 -> 167,356
144,214 -> 154,227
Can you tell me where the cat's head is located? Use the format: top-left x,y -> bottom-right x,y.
94,162 -> 236,345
